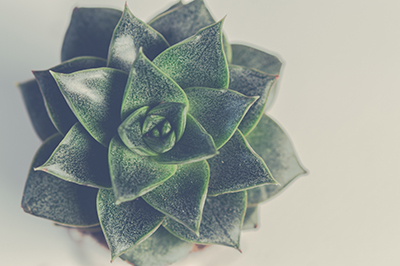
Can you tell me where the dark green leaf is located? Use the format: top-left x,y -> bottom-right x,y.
33,57 -> 107,135
207,130 -> 276,196
153,20 -> 229,90
107,5 -> 169,72
163,191 -> 247,249
121,50 -> 187,121
120,226 -> 193,266
108,136 -> 177,204
152,114 -> 217,164
246,115 -> 306,206
186,87 -> 257,149
242,205 -> 258,230
97,189 -> 165,260
61,8 -> 122,62
18,79 -> 58,141
229,65 -> 278,135
143,161 -> 209,234
51,68 -> 128,146
35,123 -> 111,188
21,134 -> 99,227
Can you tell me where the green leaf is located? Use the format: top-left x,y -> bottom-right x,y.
153,20 -> 229,90
107,5 -> 169,73
108,136 -> 177,204
97,189 -> 165,260
186,87 -> 257,149
163,191 -> 247,249
152,114 -> 217,164
18,79 -> 58,141
207,130 -> 276,196
120,226 -> 193,266
121,50 -> 187,121
21,134 -> 99,227
33,57 -> 107,135
143,161 -> 209,234
35,123 -> 111,189
242,205 -> 259,230
246,114 -> 306,206
229,65 -> 278,135
51,67 -> 128,146
61,8 -> 122,62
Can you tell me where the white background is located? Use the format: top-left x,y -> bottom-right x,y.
1,0 -> 399,265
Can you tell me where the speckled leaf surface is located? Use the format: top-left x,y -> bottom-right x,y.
186,87 -> 257,149
108,136 -> 177,204
152,114 -> 217,164
143,161 -> 209,234
121,50 -> 187,121
207,130 -> 276,196
242,205 -> 258,230
51,68 -> 128,146
107,5 -> 169,73
18,79 -> 58,141
120,226 -> 193,266
33,57 -> 106,135
61,8 -> 122,62
163,191 -> 246,249
229,65 -> 278,135
21,134 -> 99,227
246,115 -> 306,206
97,189 -> 165,260
35,123 -> 111,188
153,20 -> 228,90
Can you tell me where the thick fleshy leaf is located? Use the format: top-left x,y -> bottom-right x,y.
18,79 -> 58,141
229,65 -> 278,135
186,87 -> 257,149
153,20 -> 228,90
97,189 -> 165,260
108,136 -> 177,204
21,134 -> 99,227
33,57 -> 107,135
163,191 -> 247,249
242,206 -> 259,230
152,114 -> 217,164
246,115 -> 306,206
61,8 -> 122,62
51,68 -> 128,146
143,161 -> 209,234
120,226 -> 193,266
207,130 -> 276,196
35,123 -> 111,188
121,50 -> 187,121
107,5 -> 169,72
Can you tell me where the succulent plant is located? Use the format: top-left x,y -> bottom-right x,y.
19,0 -> 306,265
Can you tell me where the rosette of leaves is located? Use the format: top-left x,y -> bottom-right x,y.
19,1 -> 306,265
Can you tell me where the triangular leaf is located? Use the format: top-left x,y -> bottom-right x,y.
143,161 -> 210,234
242,205 -> 259,230
21,134 -> 99,227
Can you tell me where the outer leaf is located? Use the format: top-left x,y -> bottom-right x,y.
242,206 -> 259,230
229,65 -> 278,135
163,191 -> 247,249
61,8 -> 122,62
107,5 -> 169,72
97,189 -> 165,260
21,134 -> 99,227
51,68 -> 128,146
153,20 -> 229,90
33,57 -> 107,135
120,226 -> 193,266
207,130 -> 276,196
186,87 -> 257,149
143,161 -> 209,234
246,115 -> 306,206
121,50 -> 187,121
108,136 -> 177,204
35,123 -> 111,189
18,79 -> 57,141
152,114 -> 217,164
